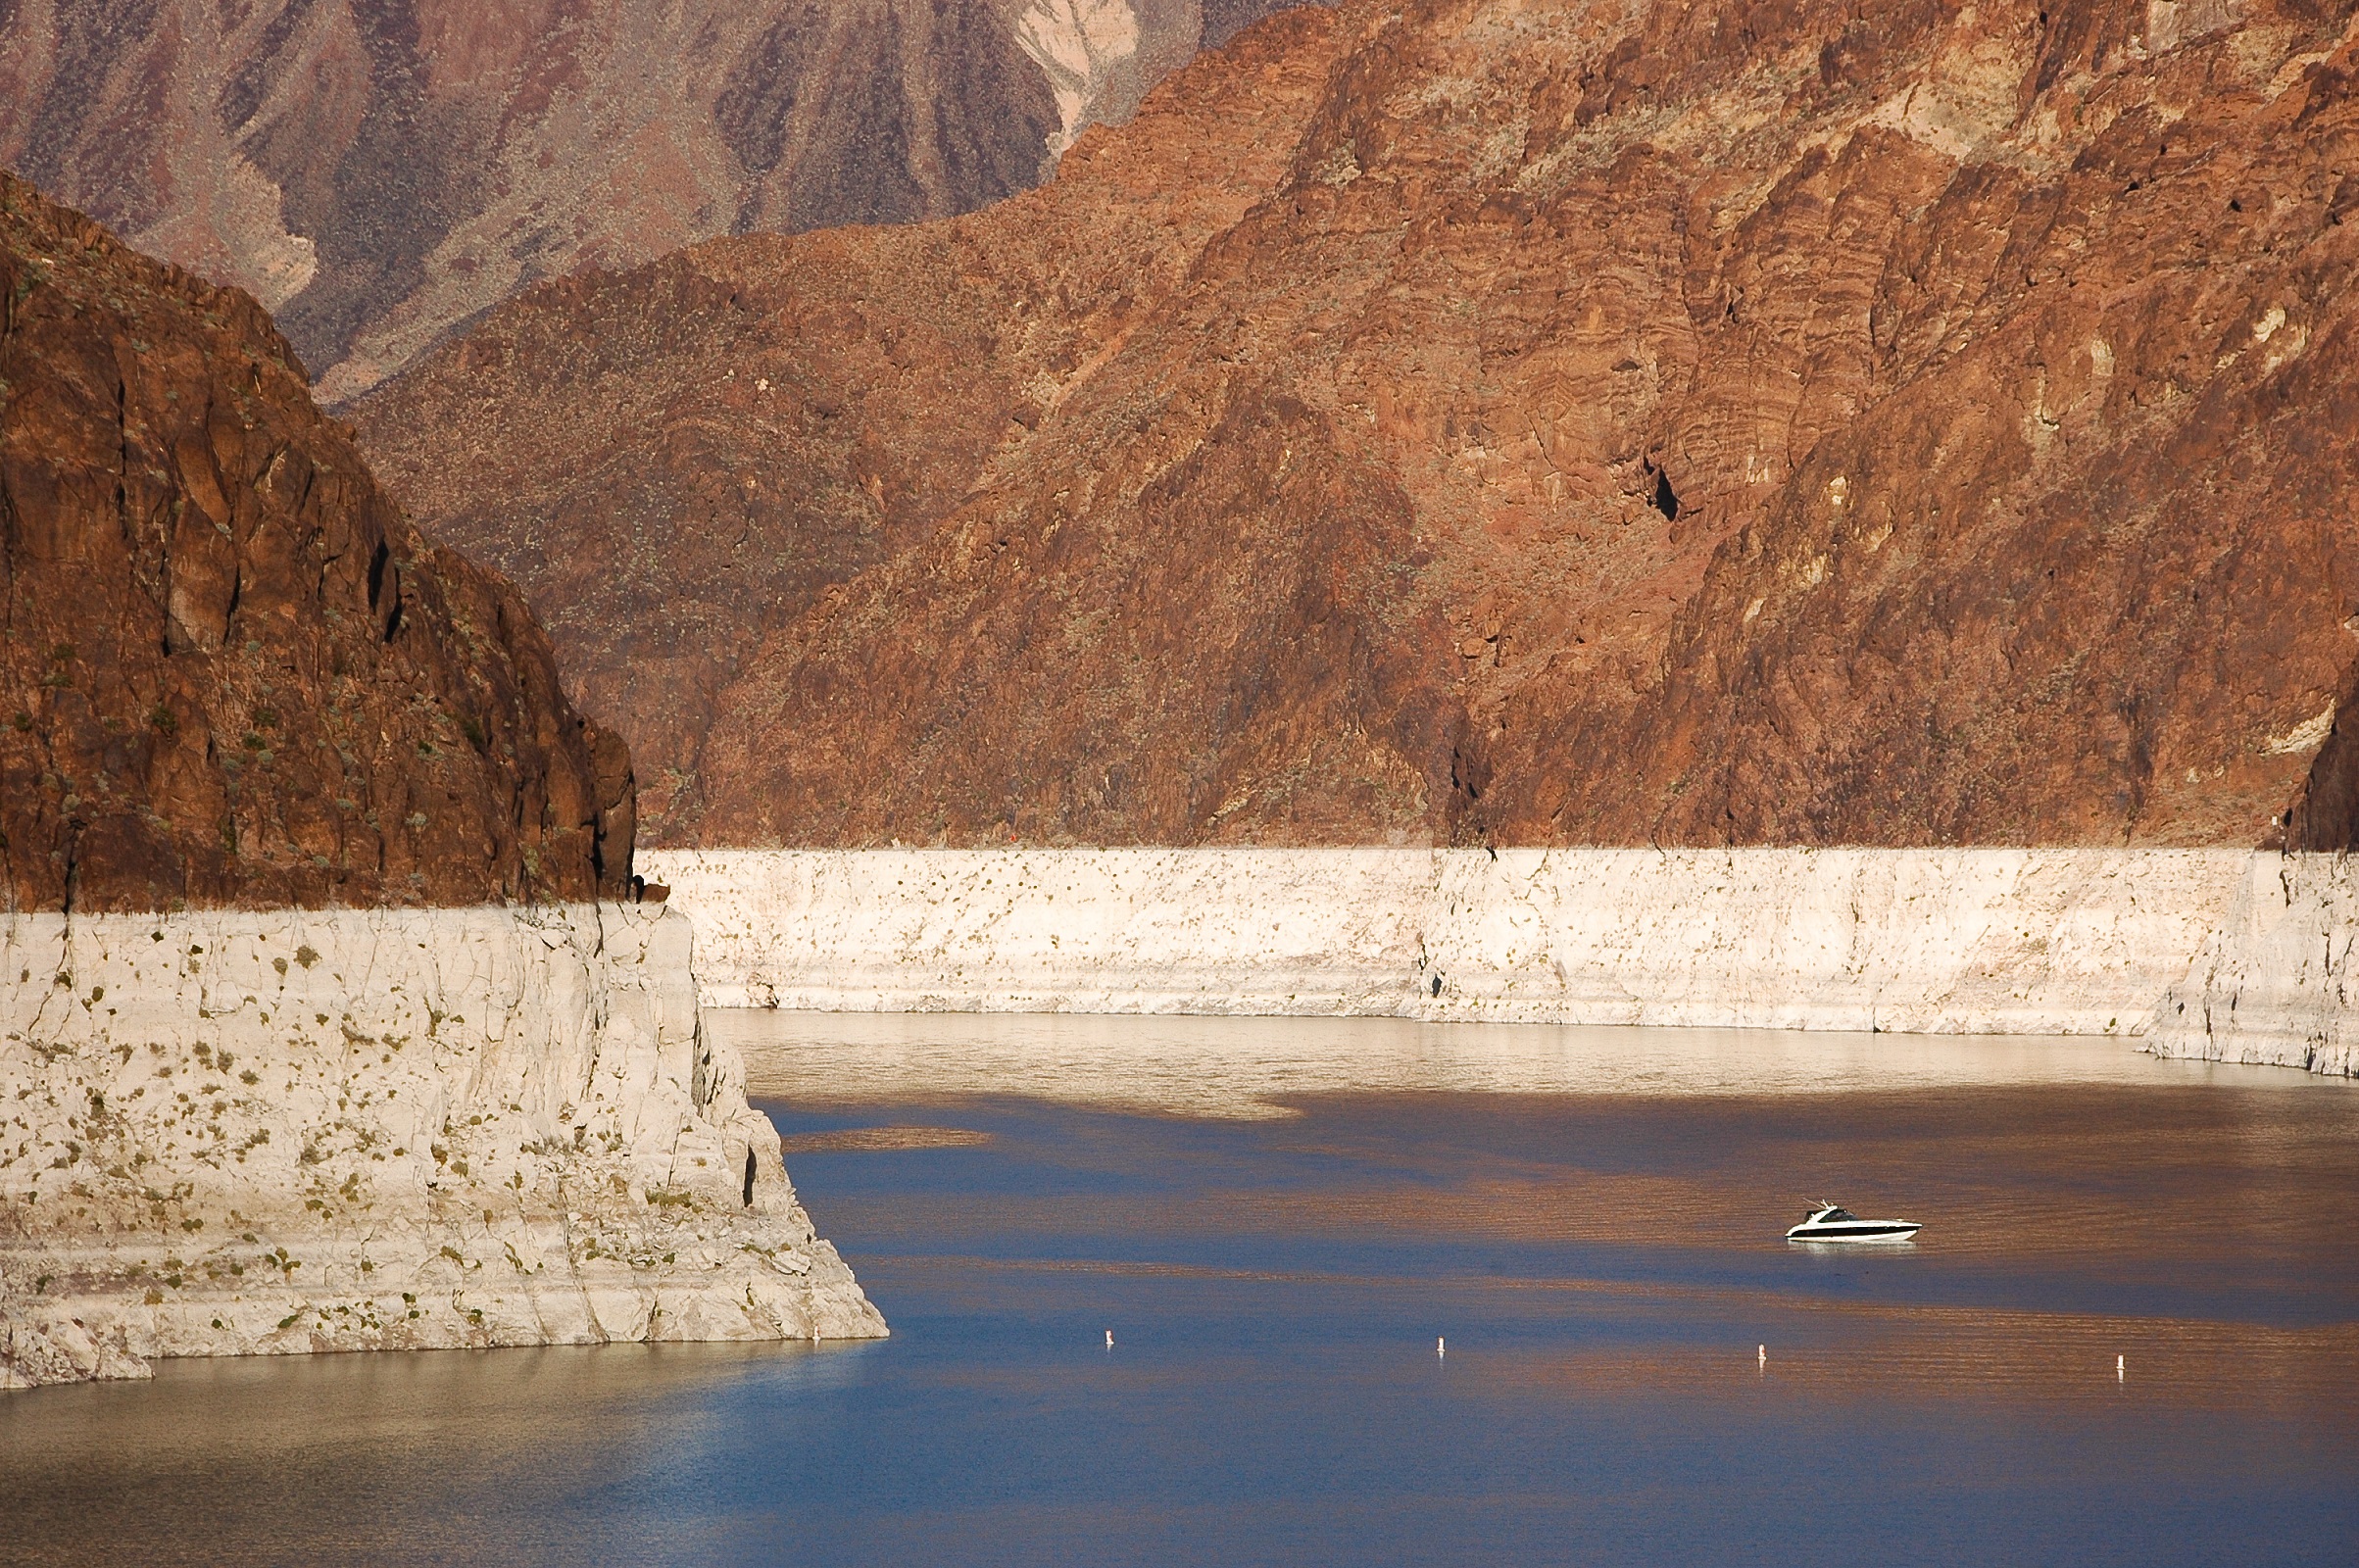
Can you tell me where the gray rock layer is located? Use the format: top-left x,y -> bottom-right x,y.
648,846 -> 2359,1076
0,902 -> 884,1391
2149,855 -> 2359,1075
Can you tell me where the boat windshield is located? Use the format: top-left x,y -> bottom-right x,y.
1822,1207 -> 1855,1222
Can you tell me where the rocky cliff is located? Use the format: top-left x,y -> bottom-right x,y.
1,900 -> 883,1390
1,175 -> 882,1388
1,169 -> 631,912
0,0 -> 1299,401
352,5 -> 1365,838
354,0 -> 2359,853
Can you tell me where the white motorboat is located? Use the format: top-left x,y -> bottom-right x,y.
1785,1202 -> 1921,1244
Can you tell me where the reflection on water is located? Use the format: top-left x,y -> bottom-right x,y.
4,1014 -> 2356,1566
0,1341 -> 861,1566
777,1126 -> 997,1154
714,1008 -> 2305,1117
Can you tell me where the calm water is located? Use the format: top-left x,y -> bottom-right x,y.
4,1014 -> 2356,1565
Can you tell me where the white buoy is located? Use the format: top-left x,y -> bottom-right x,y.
2117,1354 -> 2125,1382
1438,1336 -> 1446,1358
1758,1344 -> 1766,1369
1106,1329 -> 1114,1349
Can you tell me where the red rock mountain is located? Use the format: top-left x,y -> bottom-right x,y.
355,0 -> 2359,851
0,0 -> 1297,402
0,170 -> 633,911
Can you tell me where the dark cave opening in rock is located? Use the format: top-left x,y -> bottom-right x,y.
1650,465 -> 1680,520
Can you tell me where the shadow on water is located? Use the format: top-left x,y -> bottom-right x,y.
5,1015 -> 2356,1566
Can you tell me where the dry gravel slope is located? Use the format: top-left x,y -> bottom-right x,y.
359,0 -> 2359,852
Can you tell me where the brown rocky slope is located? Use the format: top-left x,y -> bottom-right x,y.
352,5 -> 1369,837
357,0 -> 2359,851
0,170 -> 633,911
0,0 -> 1300,402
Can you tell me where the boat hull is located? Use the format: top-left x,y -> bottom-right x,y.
1785,1223 -> 1921,1244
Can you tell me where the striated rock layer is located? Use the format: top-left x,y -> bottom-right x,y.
1,178 -> 881,1387
1,901 -> 882,1391
0,0 -> 1300,400
359,0 -> 2359,854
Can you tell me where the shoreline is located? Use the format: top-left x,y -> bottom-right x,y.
1,902 -> 884,1390
643,848 -> 2358,1077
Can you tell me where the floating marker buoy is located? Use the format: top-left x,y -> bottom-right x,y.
1106,1329 -> 1114,1349
1438,1336 -> 1446,1358
2117,1354 -> 2125,1381
1758,1344 -> 1766,1369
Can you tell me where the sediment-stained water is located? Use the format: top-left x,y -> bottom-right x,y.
4,1015 -> 2355,1566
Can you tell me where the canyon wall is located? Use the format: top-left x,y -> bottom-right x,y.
641,847 -> 2298,1053
2,176 -> 880,1387
2148,856 -> 2359,1075
356,0 -> 2359,856
1,168 -> 633,912
0,900 -> 882,1391
349,6 -> 1364,839
0,0 -> 1298,400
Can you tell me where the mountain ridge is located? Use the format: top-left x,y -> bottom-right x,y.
358,0 -> 2359,852
0,0 -> 1298,400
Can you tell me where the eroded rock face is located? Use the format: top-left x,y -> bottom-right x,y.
641,845 -> 2253,1039
1,170 -> 633,912
2150,853 -> 2359,1073
0,902 -> 885,1391
358,0 -> 2359,852
0,0 -> 1302,400
1,179 -> 882,1386
352,7 -> 1366,839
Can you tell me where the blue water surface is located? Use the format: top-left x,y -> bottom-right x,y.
3,1053 -> 2355,1566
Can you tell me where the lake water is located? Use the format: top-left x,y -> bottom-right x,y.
4,1013 -> 2356,1565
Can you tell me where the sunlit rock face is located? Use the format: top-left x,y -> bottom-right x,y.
0,177 -> 881,1388
651,844 -> 2356,1075
359,0 -> 2359,854
0,0 -> 1299,400
0,170 -> 632,913
0,903 -> 884,1391
642,846 -> 2252,1038
2150,856 -> 2359,1076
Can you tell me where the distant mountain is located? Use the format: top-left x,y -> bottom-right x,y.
0,170 -> 633,911
0,0 -> 1294,401
354,0 -> 2359,853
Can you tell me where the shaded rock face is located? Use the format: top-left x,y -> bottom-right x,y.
0,171 -> 633,912
360,0 -> 2359,851
0,0 -> 1302,401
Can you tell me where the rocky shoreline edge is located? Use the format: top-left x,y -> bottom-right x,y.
1,902 -> 885,1391
646,847 -> 2359,1077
